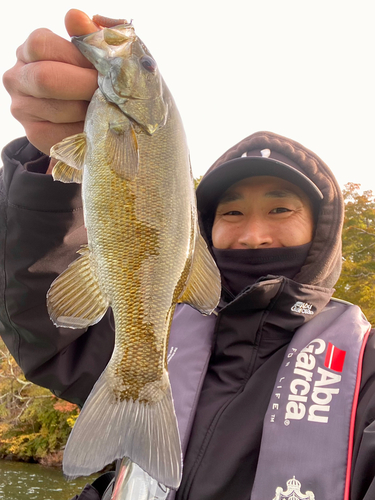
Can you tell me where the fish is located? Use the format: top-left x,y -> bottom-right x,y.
47,22 -> 221,490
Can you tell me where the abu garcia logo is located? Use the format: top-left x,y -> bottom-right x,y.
284,338 -> 346,425
291,301 -> 314,315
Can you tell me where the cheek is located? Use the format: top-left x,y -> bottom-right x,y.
278,215 -> 314,246
212,221 -> 234,248
298,212 -> 314,243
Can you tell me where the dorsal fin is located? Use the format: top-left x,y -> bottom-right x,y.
178,232 -> 221,315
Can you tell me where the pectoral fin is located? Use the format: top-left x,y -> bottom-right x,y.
106,120 -> 139,180
47,245 -> 109,328
178,233 -> 221,315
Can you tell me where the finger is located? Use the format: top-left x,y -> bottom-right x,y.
65,9 -> 101,37
92,14 -> 128,28
10,95 -> 89,126
17,28 -> 93,68
24,120 -> 86,156
15,60 -> 98,101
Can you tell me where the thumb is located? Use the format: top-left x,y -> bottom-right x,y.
65,10 -> 128,37
65,9 -> 100,37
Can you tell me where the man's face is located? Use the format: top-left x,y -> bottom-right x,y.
212,176 -> 314,249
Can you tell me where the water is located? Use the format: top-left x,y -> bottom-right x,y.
0,460 -> 99,500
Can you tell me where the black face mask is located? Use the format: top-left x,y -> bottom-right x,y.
212,243 -> 312,296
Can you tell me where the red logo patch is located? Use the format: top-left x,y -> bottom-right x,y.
324,342 -> 346,372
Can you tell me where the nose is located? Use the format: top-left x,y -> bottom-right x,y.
237,217 -> 273,249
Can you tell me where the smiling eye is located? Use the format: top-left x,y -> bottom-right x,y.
224,210 -> 243,216
270,207 -> 291,214
141,56 -> 157,73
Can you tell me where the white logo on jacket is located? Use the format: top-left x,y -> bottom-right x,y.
273,476 -> 315,500
291,301 -> 314,315
284,339 -> 342,424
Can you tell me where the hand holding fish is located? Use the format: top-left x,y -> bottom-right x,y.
2,10 -> 107,159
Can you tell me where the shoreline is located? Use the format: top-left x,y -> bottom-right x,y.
1,450 -> 64,468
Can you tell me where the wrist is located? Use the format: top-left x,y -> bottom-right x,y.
46,158 -> 57,175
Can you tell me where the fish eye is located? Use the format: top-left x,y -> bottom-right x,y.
141,56 -> 157,73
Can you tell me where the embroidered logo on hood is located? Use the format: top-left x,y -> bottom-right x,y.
291,301 -> 314,315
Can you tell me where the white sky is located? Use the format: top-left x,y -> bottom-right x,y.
1,0 -> 374,191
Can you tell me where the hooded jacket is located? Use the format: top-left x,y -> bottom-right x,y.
0,133 -> 375,500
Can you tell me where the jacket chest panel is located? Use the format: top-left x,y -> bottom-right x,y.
211,298 -> 295,388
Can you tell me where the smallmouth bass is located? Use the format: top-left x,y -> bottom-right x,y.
47,22 -> 221,489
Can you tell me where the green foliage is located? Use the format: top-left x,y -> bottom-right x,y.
335,183 -> 375,325
0,339 -> 79,462
194,176 -> 202,190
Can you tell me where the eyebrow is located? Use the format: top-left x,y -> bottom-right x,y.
217,192 -> 243,204
217,188 -> 301,205
264,189 -> 301,200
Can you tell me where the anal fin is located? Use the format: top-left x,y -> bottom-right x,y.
47,245 -> 109,328
178,232 -> 221,315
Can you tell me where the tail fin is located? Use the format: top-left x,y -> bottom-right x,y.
63,368 -> 182,489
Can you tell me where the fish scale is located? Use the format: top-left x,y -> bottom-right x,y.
47,22 -> 221,490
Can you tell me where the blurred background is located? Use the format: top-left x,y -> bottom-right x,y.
1,0 -> 374,189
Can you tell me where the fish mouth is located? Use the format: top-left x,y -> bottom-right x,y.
72,24 -> 136,74
72,25 -> 167,135
72,37 -> 108,73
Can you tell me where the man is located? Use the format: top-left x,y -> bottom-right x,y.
1,9 -> 375,500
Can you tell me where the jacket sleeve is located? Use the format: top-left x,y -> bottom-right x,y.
351,329 -> 375,500
0,138 -> 115,407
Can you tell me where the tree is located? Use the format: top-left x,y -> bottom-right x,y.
335,183 -> 375,325
0,338 -> 79,463
194,176 -> 202,190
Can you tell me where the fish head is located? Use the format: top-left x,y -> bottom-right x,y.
72,24 -> 168,135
